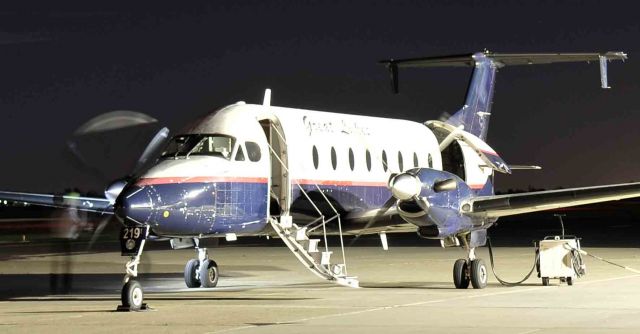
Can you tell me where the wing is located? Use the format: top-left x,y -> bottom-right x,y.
467,182 -> 640,218
0,190 -> 113,213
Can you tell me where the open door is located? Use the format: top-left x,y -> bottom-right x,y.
259,119 -> 291,216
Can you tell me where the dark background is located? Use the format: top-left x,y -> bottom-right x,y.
1,0 -> 639,194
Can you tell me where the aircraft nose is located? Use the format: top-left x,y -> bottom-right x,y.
115,185 -> 154,226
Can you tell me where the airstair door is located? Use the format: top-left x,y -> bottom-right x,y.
259,119 -> 291,217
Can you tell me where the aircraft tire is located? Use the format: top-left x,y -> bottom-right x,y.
184,259 -> 200,288
470,259 -> 488,289
566,277 -> 573,286
453,259 -> 470,289
199,259 -> 219,288
542,277 -> 549,286
121,280 -> 144,311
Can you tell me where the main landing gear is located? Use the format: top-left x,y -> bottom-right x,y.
453,247 -> 488,289
184,247 -> 219,288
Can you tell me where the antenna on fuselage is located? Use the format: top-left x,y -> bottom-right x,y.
263,88 -> 272,107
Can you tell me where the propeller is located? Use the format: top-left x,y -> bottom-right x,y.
66,111 -> 165,184
348,196 -> 396,246
63,111 -> 171,249
101,126 -> 169,205
130,127 -> 170,177
73,110 -> 159,135
387,171 -> 458,213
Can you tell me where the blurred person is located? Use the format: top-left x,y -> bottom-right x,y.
49,188 -> 87,294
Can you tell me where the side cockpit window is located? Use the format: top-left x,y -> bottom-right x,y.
235,145 -> 245,161
245,141 -> 261,162
161,134 -> 235,160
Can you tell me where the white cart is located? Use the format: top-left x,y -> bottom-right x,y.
537,236 -> 585,286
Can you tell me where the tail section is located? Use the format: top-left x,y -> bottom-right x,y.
381,51 -> 627,141
446,53 -> 496,140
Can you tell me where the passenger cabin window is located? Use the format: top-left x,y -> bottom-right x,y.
312,145 -> 319,169
235,145 -> 245,161
398,151 -> 404,172
413,152 -> 419,168
161,134 -> 235,160
348,148 -> 355,171
382,150 -> 388,172
331,147 -> 337,170
245,141 -> 261,162
365,149 -> 372,171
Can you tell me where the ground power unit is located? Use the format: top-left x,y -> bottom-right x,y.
536,236 -> 586,286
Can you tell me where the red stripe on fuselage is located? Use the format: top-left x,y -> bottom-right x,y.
136,176 -> 268,186
136,176 -> 485,190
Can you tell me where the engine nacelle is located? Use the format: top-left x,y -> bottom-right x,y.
391,168 -> 477,239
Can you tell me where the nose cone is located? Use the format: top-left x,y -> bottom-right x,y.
115,185 -> 154,225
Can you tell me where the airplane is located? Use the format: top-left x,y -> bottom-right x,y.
2,50 -> 638,311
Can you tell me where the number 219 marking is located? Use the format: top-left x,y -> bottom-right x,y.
123,227 -> 141,239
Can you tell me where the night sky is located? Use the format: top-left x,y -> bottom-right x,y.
1,1 -> 639,194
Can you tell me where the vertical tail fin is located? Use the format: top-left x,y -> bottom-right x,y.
446,53 -> 497,140
381,51 -> 626,141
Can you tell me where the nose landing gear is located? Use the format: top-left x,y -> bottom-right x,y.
117,226 -> 150,312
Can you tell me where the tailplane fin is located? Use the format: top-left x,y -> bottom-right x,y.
381,51 -> 627,141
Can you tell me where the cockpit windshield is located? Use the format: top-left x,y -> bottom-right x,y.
161,134 -> 235,159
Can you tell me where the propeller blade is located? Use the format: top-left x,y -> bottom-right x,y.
349,196 -> 396,246
433,178 -> 457,192
65,140 -> 110,182
132,127 -> 170,176
413,196 -> 431,213
438,111 -> 452,122
87,215 -> 113,251
74,110 -> 158,135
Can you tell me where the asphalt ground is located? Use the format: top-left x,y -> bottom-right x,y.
1,243 -> 640,334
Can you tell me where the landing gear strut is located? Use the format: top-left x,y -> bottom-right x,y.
184,245 -> 219,288
453,247 -> 488,289
117,226 -> 150,311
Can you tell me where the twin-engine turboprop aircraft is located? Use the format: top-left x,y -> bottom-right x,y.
2,51 -> 639,311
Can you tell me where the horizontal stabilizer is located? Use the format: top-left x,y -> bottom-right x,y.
380,51 -> 627,68
508,165 -> 542,170
381,51 -> 627,93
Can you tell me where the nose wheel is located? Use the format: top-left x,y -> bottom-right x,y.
184,247 -> 219,288
452,248 -> 488,289
121,280 -> 144,311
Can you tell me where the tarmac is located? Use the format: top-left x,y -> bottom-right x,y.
1,243 -> 640,333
